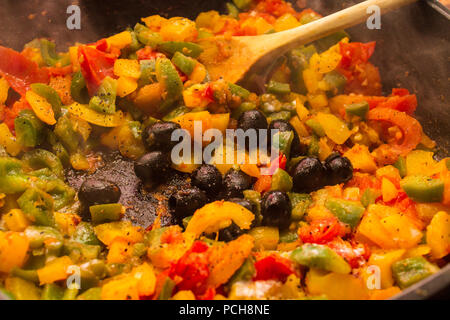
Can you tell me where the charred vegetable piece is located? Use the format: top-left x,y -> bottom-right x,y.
401,175 -> 444,203
291,243 -> 351,274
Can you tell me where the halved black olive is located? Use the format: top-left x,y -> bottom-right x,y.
142,121 -> 181,151
134,151 -> 171,183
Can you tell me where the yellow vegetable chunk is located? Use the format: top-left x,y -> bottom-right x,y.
344,145 -> 377,173
316,112 -> 351,144
117,76 -> 138,97
114,59 -> 141,79
249,226 -> 279,250
274,13 -> 301,32
107,31 -> 133,50
381,177 -> 398,202
367,249 -> 405,289
68,103 -> 125,127
2,209 -> 30,232
426,211 -> 450,259
37,256 -> 73,285
160,17 -> 198,42
0,123 -> 21,156
54,212 -> 80,236
107,239 -> 134,264
380,214 -> 422,249
94,221 -> 143,246
171,290 -> 196,300
25,90 -> 56,125
0,77 -> 9,104
0,231 -> 29,273
369,286 -> 401,300
207,234 -> 254,287
133,83 -> 162,114
306,269 -> 369,300
185,201 -> 255,237
406,150 -> 439,177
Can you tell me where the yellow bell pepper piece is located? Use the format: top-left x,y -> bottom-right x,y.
406,150 -> 439,177
114,59 -> 141,79
107,239 -> 134,264
0,77 -> 9,104
185,201 -> 254,237
106,31 -> 133,50
37,256 -> 73,285
381,177 -> 398,202
295,100 -> 310,121
306,269 -> 369,300
69,46 -> 80,72
68,102 -> 125,127
0,123 -> 22,156
94,221 -> 143,246
369,286 -> 401,300
2,209 -> 30,232
172,290 -> 196,300
289,116 -> 309,137
183,84 -> 211,108
307,93 -> 328,109
426,211 -> 450,259
54,212 -> 81,236
380,214 -> 422,249
116,76 -> 138,97
25,90 -> 56,125
367,249 -> 405,289
160,17 -> 198,42
316,112 -> 351,145
0,231 -> 29,273
274,13 -> 301,32
303,68 -> 320,93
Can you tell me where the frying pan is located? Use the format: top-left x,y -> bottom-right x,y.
0,0 -> 449,300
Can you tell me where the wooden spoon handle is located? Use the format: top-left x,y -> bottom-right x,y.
260,0 -> 417,52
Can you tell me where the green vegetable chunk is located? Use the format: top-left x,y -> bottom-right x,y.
89,77 -> 117,114
401,175 -> 444,203
271,168 -> 293,192
18,188 -> 54,226
345,101 -> 369,119
305,119 -> 325,137
324,198 -> 365,228
393,156 -> 407,178
288,192 -> 312,221
22,149 -> 64,179
171,52 -> 197,75
71,71 -> 89,104
4,277 -> 41,300
0,157 -> 30,194
266,80 -> 291,95
392,257 -> 439,289
90,203 -> 124,224
360,188 -> 380,208
134,23 -> 163,48
42,283 -> 65,300
291,243 -> 351,274
31,83 -> 62,119
231,102 -> 257,120
157,41 -> 203,58
226,258 -> 255,290
155,57 -> 183,114
72,222 -> 101,246
14,109 -> 44,148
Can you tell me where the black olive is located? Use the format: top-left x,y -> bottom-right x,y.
325,154 -> 353,185
268,119 -> 306,157
238,110 -> 268,132
169,187 -> 208,222
191,165 -> 223,196
79,178 -> 121,207
134,151 -> 171,183
223,169 -> 253,199
292,157 -> 327,193
261,190 -> 291,230
218,223 -> 244,242
142,121 -> 181,151
78,178 -> 121,220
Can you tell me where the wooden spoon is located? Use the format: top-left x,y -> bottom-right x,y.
198,0 -> 417,85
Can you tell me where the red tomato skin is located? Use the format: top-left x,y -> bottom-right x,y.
298,217 -> 342,244
253,255 -> 294,282
0,46 -> 49,96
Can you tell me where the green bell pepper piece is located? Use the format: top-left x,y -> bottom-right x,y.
360,188 -> 381,208
313,31 -> 349,52
232,0 -> 252,10
325,198 -> 365,228
229,83 -> 251,99
54,115 -> 80,153
138,59 -> 157,87
271,168 -> 293,192
0,157 -> 30,194
42,283 -> 65,300
134,23 -> 163,48
279,230 -> 299,243
24,226 -> 63,251
291,243 -> 351,274
243,190 -> 262,225
22,149 -> 64,179
226,258 -> 255,291
287,45 -> 317,94
162,105 -> 190,122
323,70 -> 346,96
267,111 -> 292,123
401,175 -> 444,203
198,29 -> 213,39
63,240 -> 101,263
226,2 -> 240,18
155,58 -> 183,114
72,222 -> 101,246
62,288 -> 79,300
31,83 -> 62,119
272,131 -> 294,158
305,119 -> 326,137
266,80 -> 291,95
393,156 -> 407,178
14,109 -> 44,148
90,203 -> 124,224
345,101 -> 369,119
70,71 -> 89,104
38,179 -> 75,210
157,41 -> 203,58
18,188 -> 54,226
11,267 -> 39,283
392,257 -> 439,289
231,102 -> 256,120
4,277 -> 41,300
171,52 -> 197,75
158,278 -> 176,300
39,39 -> 70,67
77,287 -> 102,300
307,134 -> 319,157
51,142 -> 70,167
133,242 -> 148,257
182,215 -> 193,229
89,77 -> 117,114
288,192 -> 312,220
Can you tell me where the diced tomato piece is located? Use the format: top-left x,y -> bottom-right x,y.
196,287 -> 216,300
0,46 -> 49,96
169,241 -> 210,295
136,47 -> 165,61
254,175 -> 272,194
3,98 -> 32,131
254,255 -> 294,282
45,65 -> 74,77
339,42 -> 376,69
298,217 -> 342,244
78,45 -> 117,95
327,238 -> 370,268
